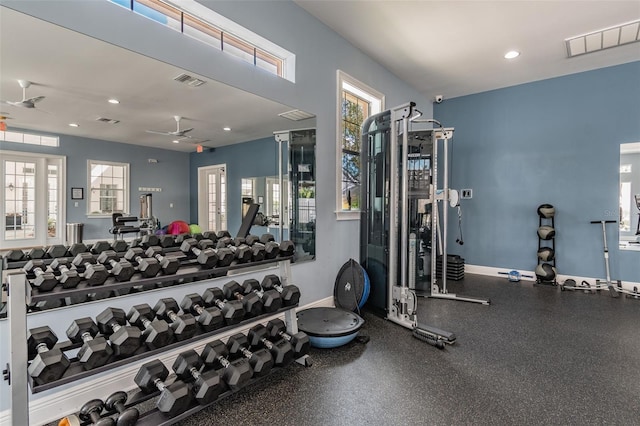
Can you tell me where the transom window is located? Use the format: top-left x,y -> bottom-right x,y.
336,71 -> 384,219
88,160 -> 129,216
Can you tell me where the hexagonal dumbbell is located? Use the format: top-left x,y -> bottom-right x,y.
96,250 -> 135,282
226,333 -> 273,378
140,234 -> 160,248
49,258 -> 81,289
45,244 -> 68,258
145,246 -> 180,275
222,280 -> 263,317
278,240 -> 295,257
5,249 -> 25,261
123,247 -> 162,278
110,239 -> 129,253
134,360 -> 192,418
202,287 -> 245,325
104,391 -> 139,426
172,349 -> 223,405
241,278 -> 282,313
153,298 -> 197,341
243,235 -> 267,262
216,238 -> 252,263
71,253 -> 109,286
248,324 -> 294,367
27,247 -> 47,260
266,319 -> 310,358
180,238 -> 218,268
127,304 -> 174,349
27,326 -> 70,385
68,242 -> 89,257
96,307 -> 142,357
90,240 -> 113,255
23,259 -> 58,291
180,294 -> 223,332
66,317 -> 113,370
261,274 -> 300,306
201,340 -> 252,391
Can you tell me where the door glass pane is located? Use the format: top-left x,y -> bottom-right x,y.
5,160 -> 36,240
48,164 -> 58,238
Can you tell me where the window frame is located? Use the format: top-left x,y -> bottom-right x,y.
87,159 -> 130,218
336,70 -> 385,220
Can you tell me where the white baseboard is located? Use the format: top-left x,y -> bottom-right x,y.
0,296 -> 334,426
465,264 -> 640,291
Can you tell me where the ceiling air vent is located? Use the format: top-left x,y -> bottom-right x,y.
96,117 -> 120,125
565,19 -> 640,58
278,109 -> 316,121
173,73 -> 206,87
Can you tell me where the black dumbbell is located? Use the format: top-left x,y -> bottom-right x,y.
135,360 -> 192,418
199,237 -> 235,267
243,235 -> 267,262
5,249 -> 25,261
111,239 -> 129,253
91,241 -> 114,255
96,251 -> 135,282
96,307 -> 142,357
172,350 -> 223,405
104,391 -> 139,426
180,294 -> 223,332
153,298 -> 197,341
158,234 -> 176,248
27,326 -> 70,385
145,246 -> 180,275
27,247 -> 47,259
45,244 -> 68,258
222,281 -> 263,317
78,399 -> 115,426
215,238 -> 252,263
179,238 -> 218,268
226,333 -> 273,378
202,287 -> 245,325
241,278 -> 282,313
201,340 -> 252,391
66,317 -> 113,370
266,319 -> 310,358
49,258 -> 82,289
248,324 -> 294,367
68,242 -> 90,257
261,275 -> 300,306
259,234 -> 295,258
23,259 -> 58,291
127,304 -> 174,349
140,234 -> 160,248
123,247 -> 162,278
71,253 -> 109,286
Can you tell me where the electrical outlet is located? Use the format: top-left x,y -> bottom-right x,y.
461,189 -> 473,199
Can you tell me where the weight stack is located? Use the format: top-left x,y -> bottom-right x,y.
436,255 -> 465,281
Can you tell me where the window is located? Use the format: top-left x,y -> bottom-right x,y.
336,71 -> 384,220
88,160 -> 129,216
266,177 -> 289,227
0,130 -> 59,147
108,0 -> 295,81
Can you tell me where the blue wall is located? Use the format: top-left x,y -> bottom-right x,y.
434,62 -> 640,281
1,130 -> 190,240
188,136 -> 277,234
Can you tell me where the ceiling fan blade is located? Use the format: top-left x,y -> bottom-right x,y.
180,127 -> 194,134
26,96 -> 45,104
145,129 -> 172,135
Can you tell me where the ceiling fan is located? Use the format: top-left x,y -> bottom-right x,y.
146,115 -> 195,138
1,80 -> 46,109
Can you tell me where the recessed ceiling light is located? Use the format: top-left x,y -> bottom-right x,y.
223,127 -> 232,131
504,50 -> 520,59
108,99 -> 120,104
172,140 -> 180,144
68,123 -> 79,127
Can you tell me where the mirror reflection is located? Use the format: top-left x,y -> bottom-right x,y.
619,142 -> 640,250
0,8 -> 317,262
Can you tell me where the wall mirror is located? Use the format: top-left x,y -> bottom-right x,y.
0,7 -> 316,263
619,142 -> 640,251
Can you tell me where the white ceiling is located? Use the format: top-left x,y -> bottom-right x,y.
0,7 -> 313,152
295,0 -> 640,100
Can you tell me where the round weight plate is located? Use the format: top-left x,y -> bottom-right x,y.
297,307 -> 364,338
334,259 -> 367,311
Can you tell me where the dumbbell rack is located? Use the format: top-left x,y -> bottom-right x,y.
2,257 -> 305,425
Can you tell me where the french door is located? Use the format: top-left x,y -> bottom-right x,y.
1,151 -> 65,249
197,164 -> 227,233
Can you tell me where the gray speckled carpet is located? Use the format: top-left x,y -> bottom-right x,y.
175,274 -> 640,425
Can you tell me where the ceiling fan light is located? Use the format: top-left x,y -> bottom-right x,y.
68,123 -> 79,127
504,50 -> 520,59
108,99 -> 120,104
223,126 -> 231,131
172,139 -> 180,144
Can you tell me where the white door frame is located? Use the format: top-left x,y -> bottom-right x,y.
197,164 -> 227,232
